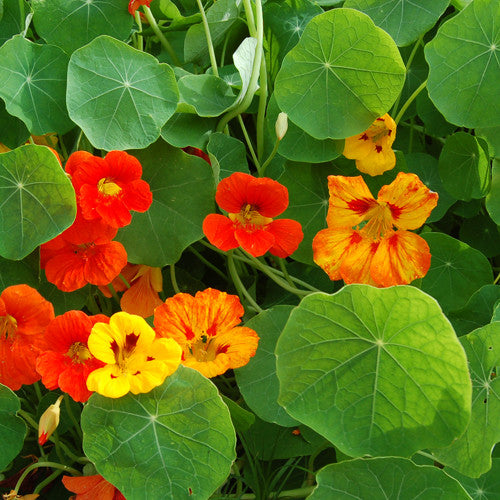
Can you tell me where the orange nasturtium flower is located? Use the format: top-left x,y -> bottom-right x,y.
343,114 -> 396,176
40,212 -> 128,292
66,150 -> 152,228
0,285 -> 54,390
203,172 -> 303,258
99,263 -> 163,318
312,172 -> 438,287
86,312 -> 181,398
154,288 -> 259,378
36,311 -> 109,402
62,474 -> 125,500
128,0 -> 151,15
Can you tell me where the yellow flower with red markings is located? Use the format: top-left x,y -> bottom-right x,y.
313,172 -> 438,287
154,288 -> 259,378
343,114 -> 396,176
86,312 -> 181,398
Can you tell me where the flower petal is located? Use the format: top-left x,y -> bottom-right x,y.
234,227 -> 275,257
377,172 -> 439,230
203,214 -> 239,252
86,364 -> 130,399
355,145 -> 396,176
370,230 -> 432,287
340,234 -> 379,286
266,218 -> 304,258
326,175 -> 378,228
120,267 -> 163,318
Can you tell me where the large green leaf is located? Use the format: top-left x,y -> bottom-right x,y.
67,36 -> 178,150
161,113 -> 216,149
32,0 -> 133,54
274,8 -> 405,139
235,305 -> 297,427
0,100 -> 29,149
0,36 -> 73,134
432,323 -> 500,477
207,132 -> 249,182
82,366 -> 236,500
116,140 -> 215,267
343,0 -> 450,47
276,285 -> 472,458
420,232 -> 493,313
439,132 -> 490,201
447,458 -> 500,500
486,159 -> 500,224
0,0 -> 23,46
0,384 -> 27,472
309,458 -> 471,499
0,145 -> 76,260
425,0 -> 500,128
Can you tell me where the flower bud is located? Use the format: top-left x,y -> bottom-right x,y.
275,112 -> 288,141
38,396 -> 63,445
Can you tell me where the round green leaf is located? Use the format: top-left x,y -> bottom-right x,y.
421,232 -> 493,313
425,0 -> 500,128
432,323 -> 500,477
0,0 -> 23,46
0,100 -> 29,149
32,0 -> 133,54
343,0 -> 450,47
207,132 -> 249,182
267,95 -> 343,163
235,305 -> 298,427
477,126 -> 500,158
67,36 -> 179,151
447,458 -> 500,500
0,145 -> 76,260
116,140 -> 215,267
161,113 -> 216,149
416,90 -> 457,138
274,8 -> 405,140
0,35 -> 73,134
0,384 -> 27,472
486,159 -> 500,225
310,458 -> 471,500
276,285 -> 472,458
439,132 -> 490,201
82,366 -> 236,500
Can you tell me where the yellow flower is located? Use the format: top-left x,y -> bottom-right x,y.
343,114 -> 396,176
86,312 -> 181,398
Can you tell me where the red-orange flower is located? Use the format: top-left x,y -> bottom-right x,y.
343,114 -> 396,176
99,263 -> 163,318
154,288 -> 259,378
182,146 -> 211,164
128,0 -> 151,15
66,150 -> 152,228
0,285 -> 54,390
40,212 -> 127,292
312,173 -> 438,287
62,475 -> 125,500
36,311 -> 109,402
203,172 -> 303,258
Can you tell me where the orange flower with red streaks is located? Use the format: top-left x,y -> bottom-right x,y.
203,172 -> 303,258
313,173 -> 438,287
343,114 -> 396,176
36,311 -> 109,402
0,285 -> 54,390
62,475 -> 125,500
99,263 -> 163,318
154,288 -> 259,378
66,150 -> 152,228
41,212 -> 127,292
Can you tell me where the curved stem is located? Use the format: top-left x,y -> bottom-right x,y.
238,115 -> 260,169
256,56 -> 268,161
170,264 -> 181,294
143,6 -> 181,66
231,486 -> 315,499
134,11 -> 144,51
259,138 -> 279,177
196,0 -> 218,76
14,462 -> 81,494
188,246 -> 228,281
34,469 -> 63,494
394,79 -> 427,125
227,251 -> 263,313
242,0 -> 256,36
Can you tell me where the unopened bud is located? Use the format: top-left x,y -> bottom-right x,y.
38,396 -> 63,445
275,112 -> 288,141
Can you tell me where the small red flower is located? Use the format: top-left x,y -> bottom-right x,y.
128,0 -> 151,16
40,212 -> 127,292
66,150 -> 152,228
36,311 -> 109,402
0,285 -> 54,390
203,172 -> 303,258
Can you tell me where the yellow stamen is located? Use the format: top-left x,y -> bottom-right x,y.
229,204 -> 273,229
0,314 -> 17,339
97,178 -> 122,196
360,202 -> 394,241
66,342 -> 91,363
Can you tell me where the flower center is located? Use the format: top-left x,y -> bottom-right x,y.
359,202 -> 394,241
367,118 -> 392,143
66,342 -> 91,363
0,314 -> 17,339
97,178 -> 122,196
110,332 -> 139,370
229,204 -> 273,230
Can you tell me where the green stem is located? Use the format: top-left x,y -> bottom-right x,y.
134,11 -> 144,51
143,6 -> 181,66
34,469 -> 63,494
106,282 -> 121,306
14,462 -> 81,494
34,382 -> 43,403
18,409 -> 39,430
64,395 -> 81,438
242,0 -> 257,36
277,258 -> 295,288
196,0 -> 218,76
259,138 -> 279,177
238,115 -> 260,169
227,251 -> 263,313
170,264 -> 181,294
494,271 -> 500,285
216,0 -> 263,132
188,246 -> 228,281
256,56 -> 268,161
232,486 -> 315,499
118,273 -> 131,289
394,79 -> 427,125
